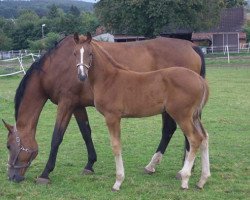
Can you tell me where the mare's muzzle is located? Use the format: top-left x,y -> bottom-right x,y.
77,63 -> 90,81
8,169 -> 25,182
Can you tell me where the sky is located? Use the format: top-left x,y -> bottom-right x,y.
82,0 -> 100,3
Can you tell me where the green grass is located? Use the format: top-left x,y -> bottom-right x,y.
0,61 -> 250,199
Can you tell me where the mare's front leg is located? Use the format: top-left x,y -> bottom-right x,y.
37,103 -> 74,184
105,115 -> 124,191
74,108 -> 97,174
145,112 -> 177,174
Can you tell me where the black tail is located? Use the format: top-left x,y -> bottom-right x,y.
192,46 -> 206,78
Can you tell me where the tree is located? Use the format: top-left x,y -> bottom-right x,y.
28,32 -> 61,51
94,0 -> 241,37
0,30 -> 12,50
223,0 -> 247,8
70,5 -> 81,17
12,10 -> 41,49
48,4 -> 60,19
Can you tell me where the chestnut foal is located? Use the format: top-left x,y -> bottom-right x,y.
73,33 -> 211,191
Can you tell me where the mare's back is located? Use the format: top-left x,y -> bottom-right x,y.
95,37 -> 201,73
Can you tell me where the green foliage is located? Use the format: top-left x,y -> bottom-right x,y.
28,32 -> 61,51
0,30 -> 12,50
48,4 -> 60,19
0,0 -> 93,18
10,11 -> 41,49
0,2 -> 99,50
223,0 -> 248,8
244,21 -> 250,42
95,0 -> 248,37
95,0 -> 224,37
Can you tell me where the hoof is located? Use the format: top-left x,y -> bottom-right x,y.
82,168 -> 94,175
144,167 -> 155,175
181,186 -> 188,190
196,184 -> 204,190
175,172 -> 182,180
36,177 -> 51,185
111,187 -> 119,192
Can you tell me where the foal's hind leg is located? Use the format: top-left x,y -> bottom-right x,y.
196,120 -> 210,189
177,120 -> 203,189
145,112 -> 177,174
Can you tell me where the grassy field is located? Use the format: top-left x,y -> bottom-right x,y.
0,59 -> 250,199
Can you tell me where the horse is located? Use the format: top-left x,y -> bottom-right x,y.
3,33 -> 206,183
73,33 -> 210,191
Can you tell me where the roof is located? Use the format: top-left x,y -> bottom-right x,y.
192,32 -> 246,41
93,33 -> 114,42
162,7 -> 246,36
210,7 -> 245,32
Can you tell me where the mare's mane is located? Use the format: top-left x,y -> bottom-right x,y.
14,35 -> 73,120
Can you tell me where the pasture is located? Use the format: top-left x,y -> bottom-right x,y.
0,57 -> 250,199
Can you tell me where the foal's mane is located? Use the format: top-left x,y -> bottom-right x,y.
14,35 -> 73,120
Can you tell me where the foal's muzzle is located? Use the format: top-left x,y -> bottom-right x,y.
77,63 -> 90,81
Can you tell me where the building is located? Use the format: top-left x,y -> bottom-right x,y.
192,7 -> 246,53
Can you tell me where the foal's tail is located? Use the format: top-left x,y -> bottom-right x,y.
193,78 -> 209,136
193,46 -> 206,78
199,79 -> 209,112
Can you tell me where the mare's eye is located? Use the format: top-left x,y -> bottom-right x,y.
7,145 -> 10,150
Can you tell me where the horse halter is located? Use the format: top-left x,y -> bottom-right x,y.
8,127 -> 38,169
76,63 -> 91,70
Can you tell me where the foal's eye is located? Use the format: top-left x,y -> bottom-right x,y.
7,145 -> 10,150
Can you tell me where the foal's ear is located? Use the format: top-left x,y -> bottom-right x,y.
74,32 -> 80,44
2,119 -> 13,133
86,32 -> 92,43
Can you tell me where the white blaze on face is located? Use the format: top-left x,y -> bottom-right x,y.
79,47 -> 85,77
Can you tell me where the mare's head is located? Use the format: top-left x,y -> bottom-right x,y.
73,32 -> 93,81
2,120 -> 38,182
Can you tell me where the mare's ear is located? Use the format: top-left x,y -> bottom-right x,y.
74,32 -> 80,44
86,32 -> 92,43
2,119 -> 13,133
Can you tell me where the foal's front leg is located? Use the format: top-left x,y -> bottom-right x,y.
105,115 -> 124,191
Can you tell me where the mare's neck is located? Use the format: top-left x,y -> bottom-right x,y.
16,74 -> 47,142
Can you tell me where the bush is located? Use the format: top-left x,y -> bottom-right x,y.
28,32 -> 61,51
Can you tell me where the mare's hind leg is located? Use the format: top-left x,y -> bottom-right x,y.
145,112 -> 177,174
74,108 -> 97,174
37,103 -> 74,184
177,119 -> 204,189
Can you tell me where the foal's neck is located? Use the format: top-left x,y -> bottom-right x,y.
93,42 -> 127,72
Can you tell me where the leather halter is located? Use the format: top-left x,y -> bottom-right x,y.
8,128 -> 38,169
76,63 -> 90,70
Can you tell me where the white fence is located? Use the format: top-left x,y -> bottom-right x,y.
0,53 -> 40,77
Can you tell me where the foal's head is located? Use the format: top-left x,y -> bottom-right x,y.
3,120 -> 38,182
73,32 -> 93,81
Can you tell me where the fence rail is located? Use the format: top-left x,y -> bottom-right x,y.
0,50 -> 41,60
0,53 -> 40,77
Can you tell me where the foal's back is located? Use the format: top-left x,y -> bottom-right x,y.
96,66 -> 207,118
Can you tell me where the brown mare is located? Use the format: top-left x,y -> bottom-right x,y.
3,33 -> 205,183
73,33 -> 210,191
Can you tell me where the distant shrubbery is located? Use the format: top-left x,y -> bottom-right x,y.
0,1 -> 99,51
